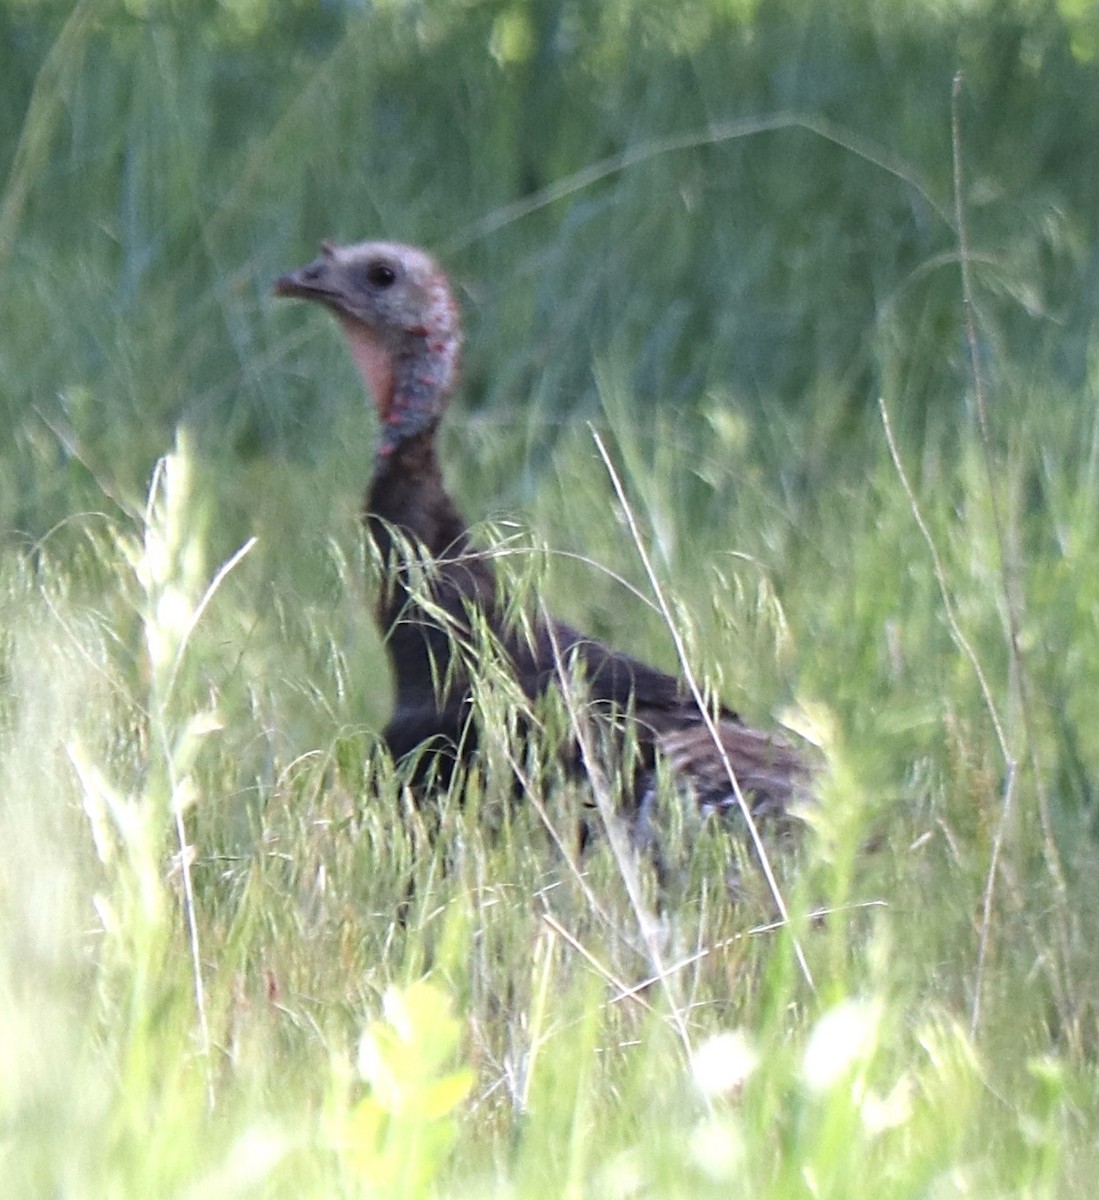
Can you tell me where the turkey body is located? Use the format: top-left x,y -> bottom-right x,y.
275,240 -> 811,830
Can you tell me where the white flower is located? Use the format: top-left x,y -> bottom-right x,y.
691,1029 -> 759,1098
802,998 -> 881,1093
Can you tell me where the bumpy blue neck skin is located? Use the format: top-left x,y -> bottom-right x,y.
376,341 -> 456,459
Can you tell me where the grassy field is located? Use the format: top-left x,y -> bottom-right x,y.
3,1 -> 1099,1195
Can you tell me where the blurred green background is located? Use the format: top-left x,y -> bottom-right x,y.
3,2 -> 1099,1191
5,0 -> 1098,520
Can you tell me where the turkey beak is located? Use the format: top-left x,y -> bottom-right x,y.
273,247 -> 345,307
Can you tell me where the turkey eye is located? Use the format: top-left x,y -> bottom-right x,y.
364,261 -> 397,288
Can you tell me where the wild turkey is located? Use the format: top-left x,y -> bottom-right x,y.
274,240 -> 811,836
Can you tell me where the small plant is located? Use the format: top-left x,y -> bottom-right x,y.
333,980 -> 474,1198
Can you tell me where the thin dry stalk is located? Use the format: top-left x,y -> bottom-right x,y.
163,546 -> 254,1107
541,911 -> 657,1015
877,401 -> 1011,756
611,900 -> 888,1005
542,610 -> 697,1060
878,397 -> 1018,1039
505,749 -> 619,931
588,428 -> 816,994
0,0 -> 100,271
164,537 -> 257,700
446,111 -> 949,253
950,72 -> 1072,1038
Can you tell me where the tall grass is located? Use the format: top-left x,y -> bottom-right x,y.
2,0 -> 1098,1194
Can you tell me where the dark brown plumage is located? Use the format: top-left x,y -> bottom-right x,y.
274,240 -> 811,833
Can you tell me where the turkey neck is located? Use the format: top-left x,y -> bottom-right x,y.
363,424 -> 497,709
360,321 -> 465,558
364,426 -> 472,564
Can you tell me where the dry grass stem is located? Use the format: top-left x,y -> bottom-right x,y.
588,427 -> 815,994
